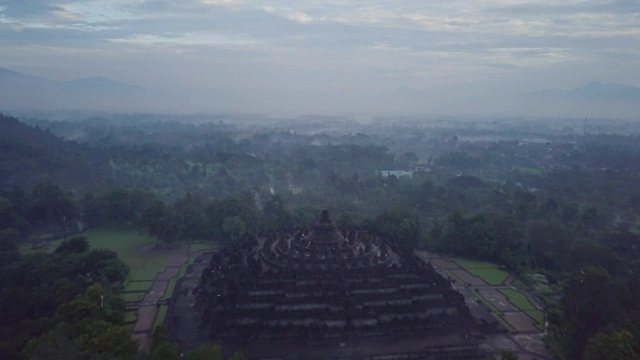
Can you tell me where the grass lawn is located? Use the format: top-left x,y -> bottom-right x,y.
468,268 -> 509,285
162,278 -> 178,300
453,258 -> 509,285
120,292 -> 145,303
81,229 -> 170,282
189,243 -> 215,252
178,263 -> 188,278
525,310 -> 546,330
499,289 -> 545,329
454,258 -> 499,269
21,229 -> 174,283
499,289 -> 537,310
123,281 -> 154,293
124,310 -> 138,324
154,305 -> 169,329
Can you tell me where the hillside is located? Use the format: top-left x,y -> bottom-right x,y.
0,67 -> 152,111
0,114 -> 91,189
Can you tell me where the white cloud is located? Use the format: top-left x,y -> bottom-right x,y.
1,0 -> 639,115
109,31 -> 259,47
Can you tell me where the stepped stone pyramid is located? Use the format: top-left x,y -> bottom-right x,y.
177,210 -> 488,359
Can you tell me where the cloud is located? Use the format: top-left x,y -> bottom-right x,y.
0,0 -> 68,17
1,0 -> 639,115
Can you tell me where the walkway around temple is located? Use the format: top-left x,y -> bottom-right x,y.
416,251 -> 552,360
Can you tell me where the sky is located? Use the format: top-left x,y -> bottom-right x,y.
1,0 -> 639,116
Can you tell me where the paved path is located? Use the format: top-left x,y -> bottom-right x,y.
131,245 -> 190,353
415,251 -> 552,360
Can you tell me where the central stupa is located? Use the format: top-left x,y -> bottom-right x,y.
185,211 -> 487,359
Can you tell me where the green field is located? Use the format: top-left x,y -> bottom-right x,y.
453,258 -> 509,285
189,243 -> 216,252
162,278 -> 178,300
82,230 -> 170,281
499,289 -> 537,310
178,263 -> 188,278
499,289 -> 545,329
469,268 -> 509,285
154,305 -> 169,329
120,292 -> 145,303
525,311 -> 546,330
123,281 -> 154,293
124,310 -> 138,324
21,229 -> 172,283
454,258 -> 499,269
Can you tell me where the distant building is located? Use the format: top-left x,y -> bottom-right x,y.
410,164 -> 431,172
378,170 -> 413,178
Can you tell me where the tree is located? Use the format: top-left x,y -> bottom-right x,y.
222,216 -> 246,243
0,228 -> 20,265
205,192 -> 258,240
54,236 -> 90,254
151,342 -> 179,360
228,352 -> 247,360
184,343 -> 223,360
563,266 -> 627,357
398,151 -> 419,165
27,184 -> 76,227
585,330 -> 639,360
142,200 -> 182,244
150,326 -> 169,353
173,193 -> 206,240
501,350 -> 519,360
28,336 -> 89,360
262,195 -> 291,231
79,320 -> 138,359
370,209 -> 421,249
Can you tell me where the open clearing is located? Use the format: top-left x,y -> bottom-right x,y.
454,258 -> 509,285
82,230 -> 171,282
21,229 -> 171,283
20,228 -> 213,353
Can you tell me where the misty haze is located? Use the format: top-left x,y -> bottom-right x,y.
1,1 -> 640,360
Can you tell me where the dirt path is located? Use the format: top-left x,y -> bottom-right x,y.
131,245 -> 189,353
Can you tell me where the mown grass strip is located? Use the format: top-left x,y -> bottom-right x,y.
499,288 -> 545,330
466,268 -> 509,285
452,258 -> 509,285
178,263 -> 188,278
124,310 -> 138,324
525,310 -> 545,330
499,289 -> 537,310
120,292 -> 145,303
20,230 -> 169,284
454,258 -> 498,269
162,278 -> 178,300
123,281 -> 154,293
154,305 -> 169,329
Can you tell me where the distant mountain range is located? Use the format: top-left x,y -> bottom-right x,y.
0,67 -> 154,111
526,82 -> 640,103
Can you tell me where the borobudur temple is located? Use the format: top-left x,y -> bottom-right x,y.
168,210 -> 491,359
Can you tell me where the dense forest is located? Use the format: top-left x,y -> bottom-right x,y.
2,112 -> 640,359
